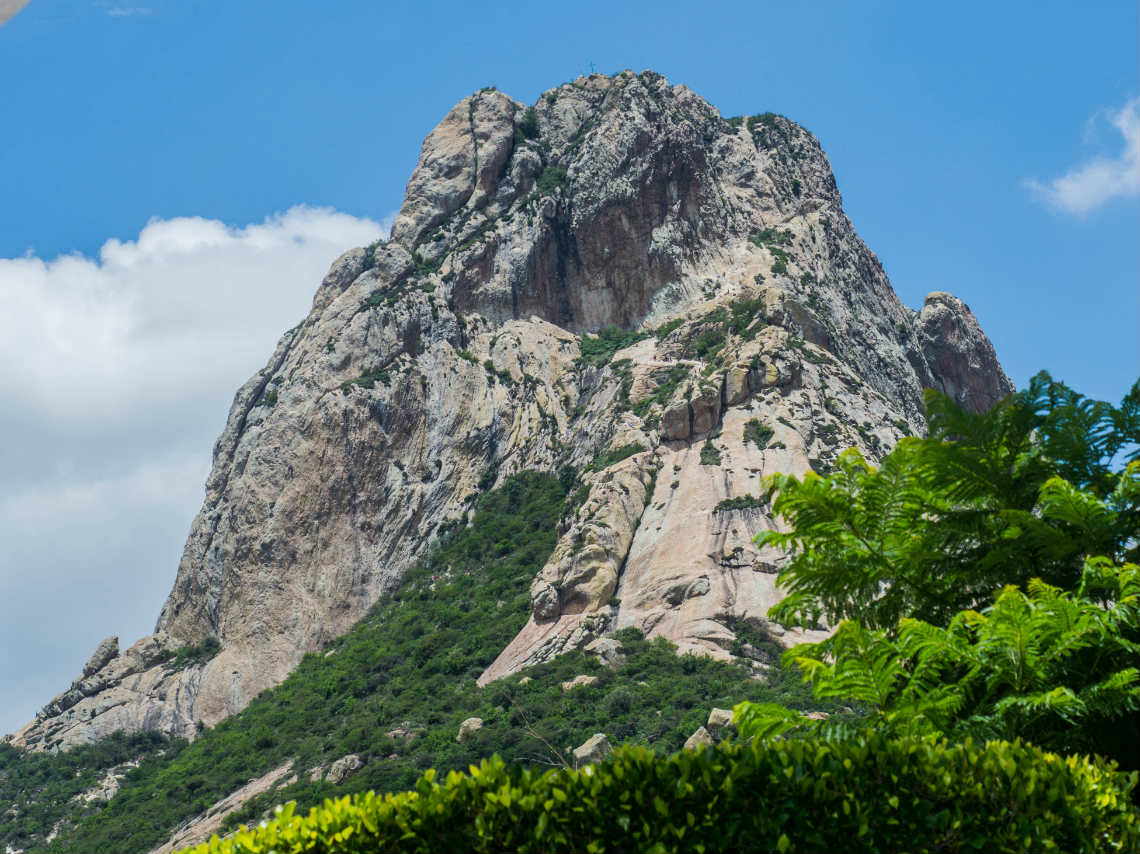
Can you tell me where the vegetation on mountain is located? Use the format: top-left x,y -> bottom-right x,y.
179,737 -> 1139,854
577,325 -> 647,367
0,731 -> 172,852
35,471 -> 826,853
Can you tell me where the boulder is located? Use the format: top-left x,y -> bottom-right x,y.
690,389 -> 722,436
707,708 -> 735,735
456,717 -> 484,743
584,637 -> 625,668
683,726 -> 714,751
572,733 -> 612,766
326,754 -> 363,785
560,675 -> 598,692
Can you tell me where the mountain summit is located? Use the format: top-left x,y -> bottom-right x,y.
11,71 -> 1010,752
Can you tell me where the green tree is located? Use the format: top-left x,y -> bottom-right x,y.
735,556 -> 1140,761
735,373 -> 1140,772
760,373 -> 1139,631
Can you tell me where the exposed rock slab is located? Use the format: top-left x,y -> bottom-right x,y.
150,760 -> 294,854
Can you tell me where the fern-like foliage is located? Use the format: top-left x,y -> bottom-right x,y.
740,372 -> 1140,772
737,558 -> 1140,761
762,373 -> 1140,630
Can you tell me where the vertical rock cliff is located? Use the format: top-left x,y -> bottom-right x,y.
10,71 -> 1011,751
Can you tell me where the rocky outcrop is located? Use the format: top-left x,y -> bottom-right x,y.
706,708 -> 735,737
150,760 -> 295,854
11,70 -> 1012,751
326,754 -> 364,784
82,637 -> 119,678
572,733 -> 612,766
456,717 -> 484,743
561,675 -> 599,692
915,292 -> 1011,413
684,726 -> 715,750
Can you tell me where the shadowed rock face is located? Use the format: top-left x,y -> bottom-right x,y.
11,71 -> 1012,751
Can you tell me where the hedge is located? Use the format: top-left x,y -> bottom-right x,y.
180,736 -> 1139,853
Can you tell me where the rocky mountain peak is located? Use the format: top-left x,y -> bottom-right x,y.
389,71 -> 837,335
10,71 -> 1012,752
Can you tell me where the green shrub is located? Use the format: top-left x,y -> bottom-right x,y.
713,494 -> 766,513
577,326 -> 646,367
692,328 -> 725,359
158,636 -> 222,670
587,443 -> 645,472
535,166 -> 568,196
411,252 -> 439,278
631,365 -> 688,419
743,419 -> 774,449
515,107 -> 539,142
180,737 -> 1140,854
654,317 -> 685,340
699,440 -> 721,466
44,472 -> 829,853
749,228 -> 793,248
727,297 -> 765,338
0,732 -> 175,852
340,365 -> 390,391
360,240 -> 380,271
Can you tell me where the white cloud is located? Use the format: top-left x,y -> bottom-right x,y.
1026,98 -> 1140,216
0,206 -> 382,421
0,205 -> 385,735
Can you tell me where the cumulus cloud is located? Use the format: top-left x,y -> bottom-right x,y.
0,206 -> 384,735
1026,98 -> 1140,215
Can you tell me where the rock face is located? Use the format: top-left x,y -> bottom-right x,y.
10,70 -> 1012,751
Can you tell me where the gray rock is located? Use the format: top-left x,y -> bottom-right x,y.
326,754 -> 364,785
82,637 -> 119,678
560,675 -> 598,692
690,389 -> 722,436
572,733 -> 612,766
707,708 -> 735,735
724,367 -> 750,406
916,292 -> 1012,413
456,717 -> 484,743
684,726 -> 715,751
661,403 -> 691,440
584,637 -> 625,668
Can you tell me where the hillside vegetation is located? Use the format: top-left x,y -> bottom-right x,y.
18,472 -> 826,853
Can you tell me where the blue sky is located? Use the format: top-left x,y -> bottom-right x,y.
0,0 -> 1136,735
